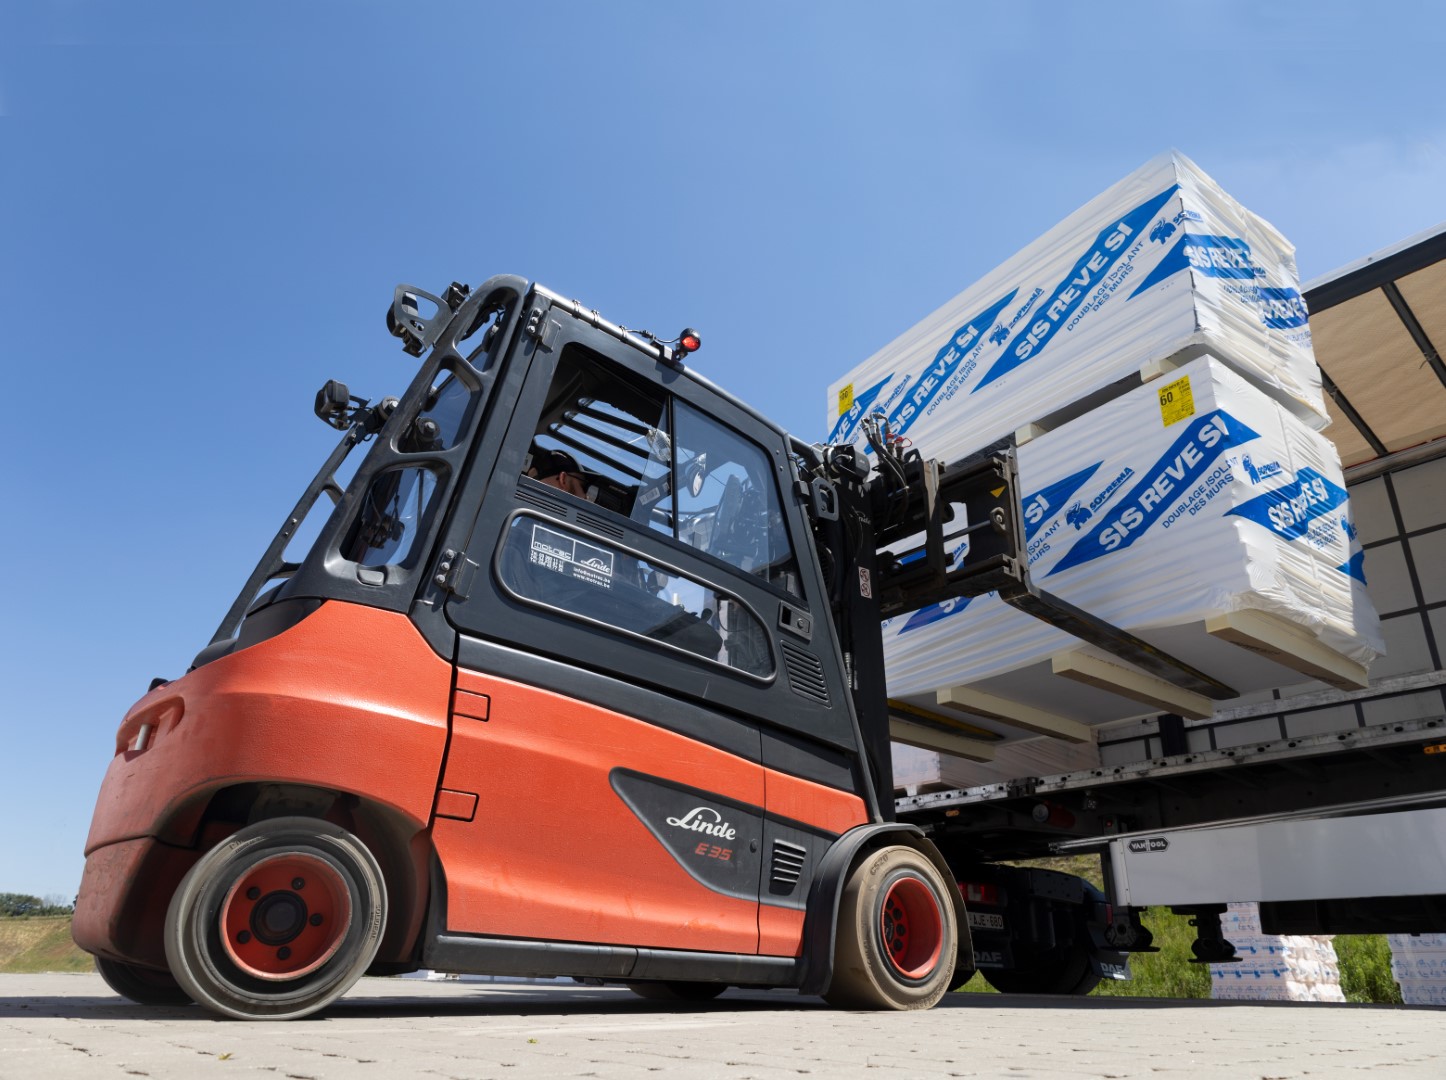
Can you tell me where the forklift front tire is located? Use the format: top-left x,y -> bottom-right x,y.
164,816 -> 387,1020
95,957 -> 194,1007
824,845 -> 957,1010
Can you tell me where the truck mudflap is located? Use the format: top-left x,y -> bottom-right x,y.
953,867 -> 1131,993
1096,958 -> 1130,981
969,938 -> 1013,970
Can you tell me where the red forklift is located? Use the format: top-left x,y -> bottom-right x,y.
76,277 -> 1139,1019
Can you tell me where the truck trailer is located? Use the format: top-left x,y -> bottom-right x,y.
73,227 -> 1446,1019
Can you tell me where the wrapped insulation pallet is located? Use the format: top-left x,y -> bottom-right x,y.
1210,904 -> 1345,1003
1388,933 -> 1446,1006
827,150 -> 1326,470
885,355 -> 1383,743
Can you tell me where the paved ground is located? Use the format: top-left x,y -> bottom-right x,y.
1,973 -> 1442,1079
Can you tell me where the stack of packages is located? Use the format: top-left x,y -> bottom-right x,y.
824,151 -> 1384,782
1209,903 -> 1346,1002
1387,933 -> 1446,1005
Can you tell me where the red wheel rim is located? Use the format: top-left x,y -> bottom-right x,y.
879,875 -> 943,980
219,852 -> 353,981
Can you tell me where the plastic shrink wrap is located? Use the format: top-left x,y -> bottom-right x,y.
826,150 -> 1325,467
1210,904 -> 1345,1002
1388,933 -> 1446,1005
883,355 -> 1383,726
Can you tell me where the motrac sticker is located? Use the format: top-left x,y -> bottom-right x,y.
528,523 -> 615,588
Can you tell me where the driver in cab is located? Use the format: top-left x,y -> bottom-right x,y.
526,445 -> 593,501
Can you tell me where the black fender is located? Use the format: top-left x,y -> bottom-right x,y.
797,823 -> 970,996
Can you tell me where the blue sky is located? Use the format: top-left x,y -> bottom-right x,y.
2,1 -> 1444,899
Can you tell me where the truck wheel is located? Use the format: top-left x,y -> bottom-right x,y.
95,957 -> 193,1006
626,981 -> 727,1002
980,946 -> 1098,996
824,845 -> 957,1010
164,817 -> 387,1020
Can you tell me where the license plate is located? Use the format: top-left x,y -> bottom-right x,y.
968,912 -> 1005,930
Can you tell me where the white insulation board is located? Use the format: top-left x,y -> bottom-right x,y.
826,150 -> 1324,463
883,355 -> 1383,726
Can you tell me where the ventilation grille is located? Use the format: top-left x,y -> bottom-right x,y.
577,510 -> 625,541
771,839 -> 808,891
515,486 -> 565,513
781,640 -> 830,705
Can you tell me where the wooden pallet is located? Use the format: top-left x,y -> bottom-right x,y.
888,699 -> 1000,762
1205,609 -> 1369,691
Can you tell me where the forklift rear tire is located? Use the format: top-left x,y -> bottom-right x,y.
625,981 -> 727,1002
95,957 -> 194,1006
164,817 -> 388,1020
824,845 -> 957,1011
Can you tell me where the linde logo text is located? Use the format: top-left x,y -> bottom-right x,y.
666,807 -> 738,840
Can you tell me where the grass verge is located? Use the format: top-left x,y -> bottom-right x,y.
0,917 -> 94,974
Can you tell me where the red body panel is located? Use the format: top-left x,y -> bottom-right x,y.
758,905 -> 808,957
76,599 -> 867,972
758,767 -> 867,956
435,669 -> 765,953
71,836 -> 199,967
763,768 -> 868,838
75,603 -> 451,964
84,602 -> 452,855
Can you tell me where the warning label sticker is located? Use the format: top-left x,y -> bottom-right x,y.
1158,375 -> 1195,427
837,383 -> 854,417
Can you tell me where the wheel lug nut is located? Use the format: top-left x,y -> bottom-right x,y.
237,931 -> 252,944
309,913 -> 324,926
246,887 -> 261,900
292,877 -> 306,890
277,946 -> 292,960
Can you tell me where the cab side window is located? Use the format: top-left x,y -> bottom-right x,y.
495,344 -> 802,675
670,400 -> 802,599
523,345 -> 668,518
340,467 -> 438,569
521,345 -> 801,598
497,515 -> 772,676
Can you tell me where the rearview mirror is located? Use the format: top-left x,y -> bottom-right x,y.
646,427 -> 672,464
683,453 -> 709,498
